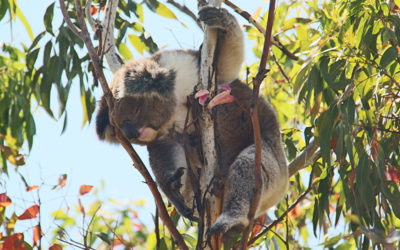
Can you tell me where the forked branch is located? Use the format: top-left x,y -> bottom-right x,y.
58,1 -> 187,248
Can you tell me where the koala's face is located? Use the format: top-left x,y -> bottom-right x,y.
111,95 -> 174,145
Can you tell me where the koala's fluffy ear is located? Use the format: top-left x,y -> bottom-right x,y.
96,97 -> 118,143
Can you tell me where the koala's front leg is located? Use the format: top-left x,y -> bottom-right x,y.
147,139 -> 197,221
198,6 -> 244,84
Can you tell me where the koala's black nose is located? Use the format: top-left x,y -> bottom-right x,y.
121,122 -> 140,139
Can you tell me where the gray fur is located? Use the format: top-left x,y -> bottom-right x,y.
95,7 -> 288,241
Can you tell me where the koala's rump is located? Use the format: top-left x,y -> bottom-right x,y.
214,79 -> 281,174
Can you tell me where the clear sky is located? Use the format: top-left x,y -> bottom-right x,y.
1,0 -> 265,248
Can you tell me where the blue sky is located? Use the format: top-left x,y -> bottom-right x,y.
1,0 -> 264,247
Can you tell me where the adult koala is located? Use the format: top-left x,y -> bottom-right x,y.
96,6 -> 288,241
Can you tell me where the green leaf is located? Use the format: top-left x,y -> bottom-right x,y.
96,232 -> 111,245
28,31 -> 46,52
16,6 -> 34,41
132,1 -> 144,23
26,48 -> 40,70
293,61 -> 312,94
154,2 -> 177,19
0,0 -> 9,21
128,34 -> 147,54
44,2 -> 55,36
380,46 -> 398,69
316,105 -> 338,165
118,43 -> 133,60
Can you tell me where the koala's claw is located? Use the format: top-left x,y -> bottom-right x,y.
168,167 -> 185,191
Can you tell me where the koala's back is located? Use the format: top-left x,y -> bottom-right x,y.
214,80 -> 284,173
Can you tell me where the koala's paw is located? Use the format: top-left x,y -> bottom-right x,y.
198,6 -> 232,29
207,215 -> 247,243
168,167 -> 185,191
166,168 -> 199,222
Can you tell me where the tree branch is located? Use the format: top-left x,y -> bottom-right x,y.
59,1 -> 187,248
240,0 -> 276,248
288,140 -> 320,176
197,0 -> 223,249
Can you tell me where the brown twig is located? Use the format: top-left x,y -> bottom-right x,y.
58,1 -> 188,249
240,0 -> 276,249
224,0 -> 299,61
272,53 -> 290,83
167,0 -> 203,29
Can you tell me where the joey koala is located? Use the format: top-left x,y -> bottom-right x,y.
96,6 -> 288,241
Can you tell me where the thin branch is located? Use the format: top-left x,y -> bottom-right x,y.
59,1 -> 187,248
59,0 -> 82,37
224,0 -> 299,61
288,140 -> 320,176
272,53 -> 290,83
240,0 -> 276,248
167,0 -> 203,29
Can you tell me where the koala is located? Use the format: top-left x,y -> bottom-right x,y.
95,6 -> 288,241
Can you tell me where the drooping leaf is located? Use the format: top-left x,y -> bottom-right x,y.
118,43 -> 133,60
2,233 -> 24,250
79,185 -> 93,196
27,31 -> 46,51
26,185 -> 39,192
0,193 -> 11,207
49,244 -> 63,250
18,205 -> 39,220
32,225 -> 41,246
380,46 -> 398,69
15,6 -> 34,41
52,174 -> 67,190
128,34 -> 147,55
43,2 -> 55,36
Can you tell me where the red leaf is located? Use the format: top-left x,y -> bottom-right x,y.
386,164 -> 400,183
52,174 -> 67,190
289,204 -> 301,219
79,185 -> 93,196
49,244 -> 63,250
90,6 -> 98,15
0,193 -> 11,207
78,198 -> 85,215
18,205 -> 39,220
133,222 -> 143,230
111,237 -> 124,248
33,225 -> 41,246
2,233 -> 24,250
251,215 -> 266,236
26,185 -> 39,192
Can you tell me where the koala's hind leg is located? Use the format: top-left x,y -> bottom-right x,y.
208,143 -> 288,242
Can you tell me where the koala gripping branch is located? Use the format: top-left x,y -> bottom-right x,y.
59,0 -> 188,249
